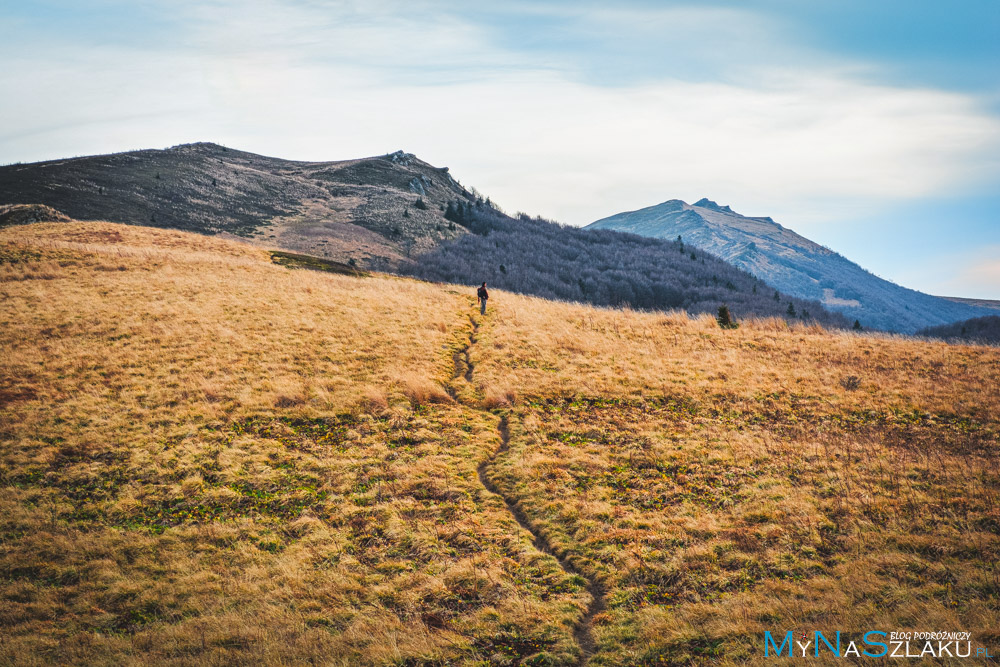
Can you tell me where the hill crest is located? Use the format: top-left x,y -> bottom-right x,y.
0,143 -> 472,271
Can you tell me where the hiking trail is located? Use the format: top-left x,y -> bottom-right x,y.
449,310 -> 606,665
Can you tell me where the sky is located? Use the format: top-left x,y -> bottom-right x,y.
1,0 -> 998,298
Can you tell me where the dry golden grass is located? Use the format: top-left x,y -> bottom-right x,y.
471,296 -> 1000,419
488,399 -> 999,664
0,223 -> 585,665
468,296 -> 999,664
2,221 -> 998,665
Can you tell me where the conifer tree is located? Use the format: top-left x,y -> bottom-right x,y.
717,304 -> 738,329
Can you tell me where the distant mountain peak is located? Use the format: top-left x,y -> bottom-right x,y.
586,198 -> 996,332
649,199 -> 686,214
692,198 -> 735,214
169,142 -> 230,153
385,150 -> 416,166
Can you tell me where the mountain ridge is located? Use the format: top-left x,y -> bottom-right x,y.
587,199 -> 993,332
0,142 -> 473,271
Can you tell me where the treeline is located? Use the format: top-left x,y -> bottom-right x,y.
400,203 -> 851,327
918,315 -> 1000,344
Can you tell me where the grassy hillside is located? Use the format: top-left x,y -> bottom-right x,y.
2,222 -> 998,665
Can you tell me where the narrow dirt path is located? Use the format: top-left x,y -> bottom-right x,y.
445,314 -> 476,400
451,311 -> 605,665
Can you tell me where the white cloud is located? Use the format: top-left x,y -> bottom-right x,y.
2,0 -> 999,235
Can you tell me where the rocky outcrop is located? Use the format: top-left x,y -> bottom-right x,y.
0,204 -> 72,228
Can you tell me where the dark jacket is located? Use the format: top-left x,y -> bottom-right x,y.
477,286 -> 489,300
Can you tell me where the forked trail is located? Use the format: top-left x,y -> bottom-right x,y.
449,310 -> 606,665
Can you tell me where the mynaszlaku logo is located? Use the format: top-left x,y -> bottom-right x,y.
764,631 -> 995,659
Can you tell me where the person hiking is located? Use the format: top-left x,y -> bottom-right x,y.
477,282 -> 489,315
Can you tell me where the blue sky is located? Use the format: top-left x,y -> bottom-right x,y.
2,0 -> 998,298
